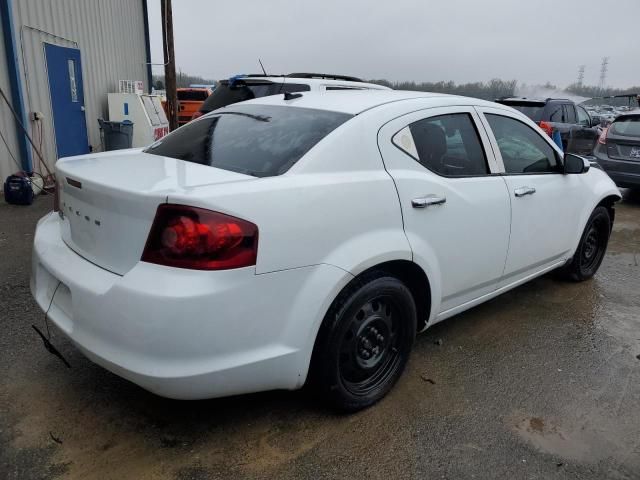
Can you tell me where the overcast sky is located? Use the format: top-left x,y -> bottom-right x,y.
147,0 -> 639,88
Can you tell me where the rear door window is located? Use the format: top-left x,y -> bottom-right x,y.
564,104 -> 577,123
549,105 -> 565,122
392,113 -> 489,176
144,105 -> 351,177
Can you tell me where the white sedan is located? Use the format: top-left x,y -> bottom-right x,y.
31,91 -> 620,411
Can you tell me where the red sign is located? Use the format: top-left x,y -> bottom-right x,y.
154,126 -> 169,141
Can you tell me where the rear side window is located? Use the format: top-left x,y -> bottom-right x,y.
392,113 -> 489,176
144,105 -> 351,177
610,116 -> 640,137
486,114 -> 560,174
200,81 -> 310,112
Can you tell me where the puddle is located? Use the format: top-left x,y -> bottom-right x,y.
513,416 -> 595,461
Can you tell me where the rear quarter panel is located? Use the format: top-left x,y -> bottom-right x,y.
166,116 -> 412,275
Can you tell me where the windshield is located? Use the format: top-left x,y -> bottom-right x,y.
144,104 -> 352,177
200,81 -> 311,112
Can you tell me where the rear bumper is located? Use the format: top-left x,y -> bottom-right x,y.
31,212 -> 349,399
594,152 -> 640,188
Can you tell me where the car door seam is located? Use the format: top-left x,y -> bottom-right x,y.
375,123 -> 413,262
499,175 -> 513,279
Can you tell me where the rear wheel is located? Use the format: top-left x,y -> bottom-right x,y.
561,206 -> 611,281
310,273 -> 416,412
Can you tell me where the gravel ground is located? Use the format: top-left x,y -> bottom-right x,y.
1,191 -> 639,480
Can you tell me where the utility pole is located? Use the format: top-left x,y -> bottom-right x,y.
161,0 -> 178,131
577,65 -> 585,88
599,57 -> 609,92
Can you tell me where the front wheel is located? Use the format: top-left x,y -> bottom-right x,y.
561,206 -> 611,281
309,273 -> 417,412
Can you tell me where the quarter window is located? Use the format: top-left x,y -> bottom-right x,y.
392,113 -> 489,176
485,114 -> 560,174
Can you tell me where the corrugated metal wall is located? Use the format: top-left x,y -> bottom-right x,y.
1,0 -> 148,178
0,6 -> 21,182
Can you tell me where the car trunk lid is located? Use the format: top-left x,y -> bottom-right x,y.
56,150 -> 254,275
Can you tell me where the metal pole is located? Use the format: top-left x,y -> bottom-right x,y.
161,0 -> 178,131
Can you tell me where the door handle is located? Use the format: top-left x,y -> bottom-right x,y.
514,186 -> 536,197
411,194 -> 446,208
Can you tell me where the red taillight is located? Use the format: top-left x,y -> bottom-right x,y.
141,204 -> 258,270
191,111 -> 204,121
598,127 -> 609,145
538,121 -> 553,137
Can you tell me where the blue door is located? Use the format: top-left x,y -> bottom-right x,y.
44,44 -> 89,158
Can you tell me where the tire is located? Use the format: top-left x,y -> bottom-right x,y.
561,206 -> 611,281
309,272 -> 417,412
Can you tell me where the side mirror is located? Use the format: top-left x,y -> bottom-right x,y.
590,115 -> 602,127
564,153 -> 590,174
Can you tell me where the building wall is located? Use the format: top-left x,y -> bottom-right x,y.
1,0 -> 148,178
0,6 -> 22,182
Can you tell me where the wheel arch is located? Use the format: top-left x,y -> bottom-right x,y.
326,259 -> 433,334
596,194 -> 621,232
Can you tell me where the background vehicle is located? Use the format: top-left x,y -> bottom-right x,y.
496,97 -> 601,155
31,91 -> 620,411
191,73 -> 389,120
593,112 -> 640,190
176,87 -> 213,126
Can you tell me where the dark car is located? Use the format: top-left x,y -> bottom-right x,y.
191,73 -> 386,121
496,97 -> 601,156
593,113 -> 640,190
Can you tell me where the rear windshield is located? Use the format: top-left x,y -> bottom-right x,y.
500,102 -> 545,122
610,116 -> 640,137
144,104 -> 352,177
200,81 -> 310,112
177,90 -> 209,101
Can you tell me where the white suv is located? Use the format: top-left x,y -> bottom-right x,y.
190,72 -> 389,120
31,91 -> 620,411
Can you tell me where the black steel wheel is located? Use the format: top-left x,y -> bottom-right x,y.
561,206 -> 611,281
309,272 -> 416,412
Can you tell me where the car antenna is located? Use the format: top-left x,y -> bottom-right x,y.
258,58 -> 267,76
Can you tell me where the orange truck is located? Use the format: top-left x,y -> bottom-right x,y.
176,87 -> 213,126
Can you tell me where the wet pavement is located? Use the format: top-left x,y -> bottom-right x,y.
1,191 -> 639,480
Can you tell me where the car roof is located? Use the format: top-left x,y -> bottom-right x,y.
237,90 -> 501,115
